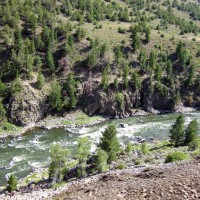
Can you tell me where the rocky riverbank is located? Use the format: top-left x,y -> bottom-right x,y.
1,158 -> 200,200
0,106 -> 198,139
0,110 -> 107,139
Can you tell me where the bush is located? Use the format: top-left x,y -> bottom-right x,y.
165,152 -> 189,163
10,77 -> 23,95
96,149 -> 108,173
141,142 -> 149,155
116,163 -> 125,170
125,141 -> 133,154
188,140 -> 200,151
134,159 -> 142,165
36,73 -> 45,89
7,174 -> 17,192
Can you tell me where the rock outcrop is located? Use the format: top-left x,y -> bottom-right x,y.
82,77 -> 200,118
8,83 -> 48,126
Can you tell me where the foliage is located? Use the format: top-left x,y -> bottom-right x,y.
96,149 -> 108,172
64,73 -> 78,110
0,103 -> 6,119
49,144 -> 70,183
10,77 -> 23,95
165,151 -> 189,163
116,163 -> 125,170
7,174 -> 17,192
98,125 -> 120,164
141,142 -> 149,155
76,137 -> 91,178
36,73 -> 45,89
49,80 -> 63,112
115,93 -> 124,111
125,141 -> 133,155
184,119 -> 198,145
169,115 -> 185,147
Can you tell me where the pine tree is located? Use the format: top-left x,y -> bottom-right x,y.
155,65 -> 162,81
132,72 -> 141,90
76,137 -> 91,178
65,73 -> 77,109
49,144 -> 70,183
49,80 -> 63,111
98,125 -> 120,164
123,65 -> 129,89
96,149 -> 108,172
184,119 -> 198,145
36,72 -> 45,89
101,67 -> 109,90
145,27 -> 151,43
149,50 -> 156,70
169,115 -> 185,147
7,175 -> 17,192
131,27 -> 140,52
46,42 -> 55,73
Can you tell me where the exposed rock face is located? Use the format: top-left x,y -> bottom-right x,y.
8,84 -> 48,126
82,78 -> 200,118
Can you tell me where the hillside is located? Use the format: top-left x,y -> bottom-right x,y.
0,0 -> 200,130
1,157 -> 200,199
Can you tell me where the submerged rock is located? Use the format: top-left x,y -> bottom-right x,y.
119,123 -> 129,128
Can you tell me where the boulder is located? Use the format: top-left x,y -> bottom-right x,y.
119,123 -> 128,128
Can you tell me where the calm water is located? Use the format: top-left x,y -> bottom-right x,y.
0,112 -> 200,186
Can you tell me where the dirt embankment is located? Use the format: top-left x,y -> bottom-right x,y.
54,158 -> 200,200
1,158 -> 200,200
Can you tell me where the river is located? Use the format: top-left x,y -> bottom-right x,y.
0,111 -> 200,186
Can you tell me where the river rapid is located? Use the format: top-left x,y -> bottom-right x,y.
0,111 -> 200,186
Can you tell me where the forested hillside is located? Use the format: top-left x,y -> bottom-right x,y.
0,0 -> 200,128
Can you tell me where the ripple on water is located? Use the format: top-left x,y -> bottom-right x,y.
28,161 -> 48,168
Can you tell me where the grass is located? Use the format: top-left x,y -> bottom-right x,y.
0,121 -> 22,137
165,151 -> 189,163
61,112 -> 103,126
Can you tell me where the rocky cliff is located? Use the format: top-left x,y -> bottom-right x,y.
8,83 -> 48,126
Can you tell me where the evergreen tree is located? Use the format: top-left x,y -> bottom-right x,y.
145,27 -> 151,43
65,73 -> 77,109
115,93 -> 124,111
96,149 -> 108,172
123,65 -> 129,89
139,49 -> 147,71
10,77 -> 23,95
76,137 -> 91,178
125,141 -> 133,155
184,119 -> 198,145
131,27 -> 140,52
7,175 -> 17,192
49,144 -> 70,183
36,72 -> 45,89
169,115 -> 185,147
0,103 -> 6,120
46,42 -> 55,73
132,72 -> 141,90
101,67 -> 109,90
149,50 -> 156,70
98,125 -> 120,164
49,80 -> 63,111
155,65 -> 162,81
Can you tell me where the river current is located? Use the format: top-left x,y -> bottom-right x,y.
0,112 -> 200,186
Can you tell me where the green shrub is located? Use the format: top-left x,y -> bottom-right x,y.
96,149 -> 108,173
134,159 -> 142,165
165,152 -> 189,163
141,142 -> 149,155
125,141 -> 133,154
188,140 -> 200,151
116,163 -> 125,170
7,174 -> 17,192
